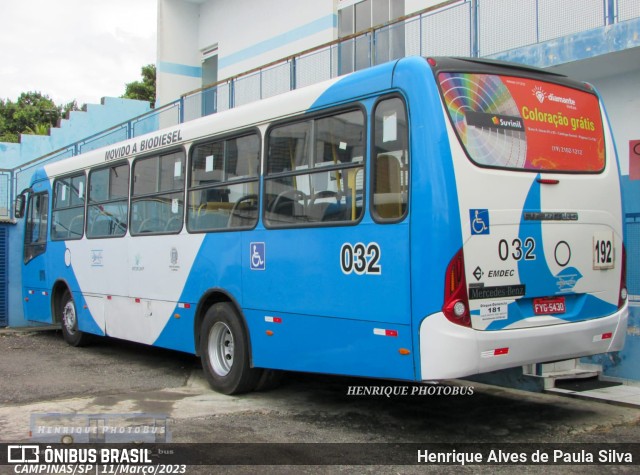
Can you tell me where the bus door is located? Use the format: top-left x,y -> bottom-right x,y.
243,99 -> 414,380
22,186 -> 51,322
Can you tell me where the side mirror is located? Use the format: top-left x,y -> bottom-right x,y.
14,194 -> 26,219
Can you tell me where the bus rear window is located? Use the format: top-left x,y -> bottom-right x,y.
438,72 -> 605,173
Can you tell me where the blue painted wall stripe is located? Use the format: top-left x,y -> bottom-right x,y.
219,14 -> 337,70
489,17 -> 640,68
158,61 -> 203,78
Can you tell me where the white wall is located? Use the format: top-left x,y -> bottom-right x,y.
156,0 -> 464,105
157,0 -> 202,106
199,0 -> 336,80
593,72 -> 640,176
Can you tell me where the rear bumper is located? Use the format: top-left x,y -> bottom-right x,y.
419,302 -> 628,380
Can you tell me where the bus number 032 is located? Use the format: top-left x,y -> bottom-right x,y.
498,238 -> 536,261
341,243 -> 382,275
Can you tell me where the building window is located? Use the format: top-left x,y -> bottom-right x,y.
188,133 -> 260,232
338,0 -> 405,73
202,44 -> 219,116
264,109 -> 365,227
131,151 -> 185,235
87,163 -> 129,238
51,174 -> 86,240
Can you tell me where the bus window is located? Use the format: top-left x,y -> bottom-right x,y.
87,163 -> 129,238
51,174 -> 86,240
188,133 -> 260,231
131,151 -> 185,235
372,97 -> 408,221
24,192 -> 49,263
264,109 -> 365,226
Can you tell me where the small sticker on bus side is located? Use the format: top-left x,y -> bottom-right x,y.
470,209 -> 490,235
250,242 -> 266,270
479,301 -> 509,321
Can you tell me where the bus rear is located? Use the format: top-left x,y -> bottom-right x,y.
419,58 -> 627,380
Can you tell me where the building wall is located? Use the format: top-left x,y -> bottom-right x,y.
201,0 -> 335,79
156,0 -> 337,106
157,0 -> 202,108
155,0 -> 452,107
594,73 -> 640,179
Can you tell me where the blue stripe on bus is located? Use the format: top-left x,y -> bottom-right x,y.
484,177 -> 617,330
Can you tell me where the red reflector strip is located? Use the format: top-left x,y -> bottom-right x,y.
265,316 -> 282,323
42,291 -> 48,296
107,295 -> 112,300
373,328 -> 398,337
481,347 -> 509,358
593,332 -> 613,342
178,303 -> 191,309
135,298 -> 141,303
28,290 -> 34,295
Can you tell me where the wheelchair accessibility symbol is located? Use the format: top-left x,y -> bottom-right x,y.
250,242 -> 266,270
469,209 -> 490,235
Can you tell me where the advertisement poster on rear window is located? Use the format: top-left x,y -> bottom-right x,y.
439,72 -> 605,172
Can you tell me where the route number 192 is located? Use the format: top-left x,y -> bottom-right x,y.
593,232 -> 614,270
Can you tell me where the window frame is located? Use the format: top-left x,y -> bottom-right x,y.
263,104 -> 367,230
186,128 -> 262,234
130,147 -> 186,237
51,172 -> 86,241
86,160 -> 130,239
24,191 -> 49,264
370,94 -> 410,224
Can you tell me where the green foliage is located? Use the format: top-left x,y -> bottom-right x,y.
0,92 -> 82,143
1,64 -> 156,143
122,64 -> 156,107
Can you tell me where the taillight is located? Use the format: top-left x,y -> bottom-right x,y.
619,244 -> 627,309
442,248 -> 471,327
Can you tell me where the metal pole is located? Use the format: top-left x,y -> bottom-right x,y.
471,0 -> 479,57
606,0 -> 616,25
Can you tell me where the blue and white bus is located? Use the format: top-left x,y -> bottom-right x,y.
17,57 -> 627,394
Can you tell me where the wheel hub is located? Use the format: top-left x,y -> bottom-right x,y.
208,322 -> 234,376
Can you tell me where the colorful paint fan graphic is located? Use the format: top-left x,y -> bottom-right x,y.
439,73 -> 527,169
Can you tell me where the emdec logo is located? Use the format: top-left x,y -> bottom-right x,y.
8,445 -> 39,463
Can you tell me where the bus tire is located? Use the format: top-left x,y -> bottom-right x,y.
60,290 -> 91,347
200,302 -> 262,395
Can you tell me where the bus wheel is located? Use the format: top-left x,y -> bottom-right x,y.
200,302 -> 262,395
60,290 -> 90,347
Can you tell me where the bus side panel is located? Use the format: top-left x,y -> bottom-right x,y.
242,222 -> 413,377
48,240 -> 105,336
246,309 -> 414,379
152,232 -> 244,353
